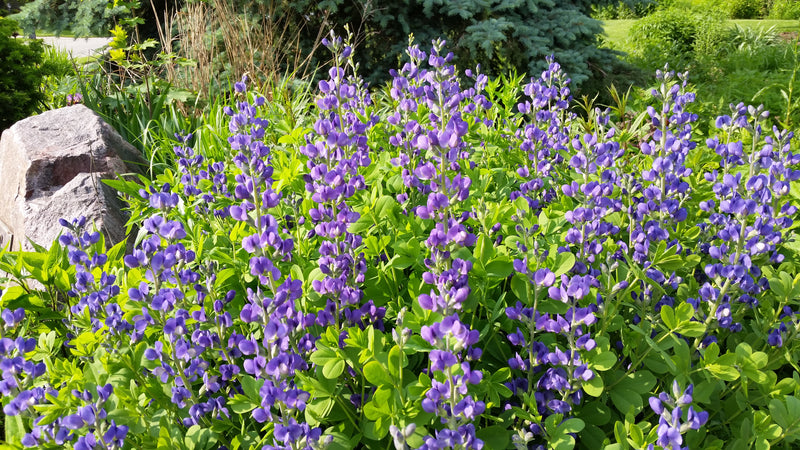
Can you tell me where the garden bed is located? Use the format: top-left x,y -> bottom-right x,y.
0,34 -> 799,449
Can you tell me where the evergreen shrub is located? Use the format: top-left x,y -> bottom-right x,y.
628,9 -> 729,71
769,0 -> 800,19
723,0 -> 767,18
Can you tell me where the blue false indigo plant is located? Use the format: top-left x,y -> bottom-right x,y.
301,34 -> 379,332
0,36 -> 800,450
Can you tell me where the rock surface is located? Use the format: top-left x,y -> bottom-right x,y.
0,104 -> 146,251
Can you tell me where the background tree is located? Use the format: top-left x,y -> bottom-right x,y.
9,0 -> 136,36
1,0 -> 30,17
249,0 -> 626,87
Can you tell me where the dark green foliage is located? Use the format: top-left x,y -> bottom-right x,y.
630,9 -> 700,57
1,1 -> 27,17
263,0 -> 618,87
724,0 -> 766,18
0,17 -> 47,131
135,0 -> 183,41
9,0 -> 129,36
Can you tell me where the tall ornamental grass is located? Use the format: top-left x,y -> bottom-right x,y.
0,35 -> 799,450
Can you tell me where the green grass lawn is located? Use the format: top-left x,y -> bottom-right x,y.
601,18 -> 800,51
600,19 -> 636,50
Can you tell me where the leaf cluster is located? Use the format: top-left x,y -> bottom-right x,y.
0,17 -> 48,131
8,0 -> 130,37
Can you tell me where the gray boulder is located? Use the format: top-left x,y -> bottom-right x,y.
0,104 -> 146,251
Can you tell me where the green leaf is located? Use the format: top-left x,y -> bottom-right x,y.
310,345 -> 337,366
551,433 -> 576,450
230,432 -> 261,450
363,398 -> 390,420
157,419 -> 177,450
486,259 -> 513,279
510,274 -> 529,302
322,358 -> 345,379
214,268 -> 238,290
786,396 -> 800,422
582,402 -> 612,426
476,425 -> 511,450
630,423 -> 645,448
228,394 -> 257,414
102,178 -> 143,197
491,367 -> 512,383
389,255 -> 414,270
703,342 -> 720,363
349,214 -> 372,235
375,195 -> 398,218
588,349 -> 617,371
660,305 -> 677,329
607,370 -> 656,415
404,335 -> 432,353
750,351 -> 769,369
185,424 -> 217,450
769,395 -> 800,437
610,386 -> 642,415
675,321 -> 706,338
297,366 -> 338,398
70,329 -> 100,357
44,237 -> 61,271
240,375 -> 264,402
387,345 -> 406,377
561,418 -> 585,434
736,342 -> 754,359
583,374 -> 604,397
105,239 -> 127,265
613,421 -> 630,450
684,253 -> 702,268
324,431 -> 363,450
769,273 -> 790,299
553,252 -> 576,277
671,337 -> 691,373
675,302 -> 695,322
5,413 -> 25,442
620,370 -> 657,394
741,365 -> 769,385
705,364 -> 740,381
363,361 -> 393,386
362,415 -> 391,440
653,249 -> 685,272
474,234 -> 494,265
305,398 -> 334,424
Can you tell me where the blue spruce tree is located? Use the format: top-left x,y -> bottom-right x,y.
281,0 -> 618,86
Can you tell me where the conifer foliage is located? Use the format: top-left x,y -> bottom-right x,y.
277,0 -> 616,85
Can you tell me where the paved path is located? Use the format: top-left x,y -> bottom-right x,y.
39,36 -> 112,59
